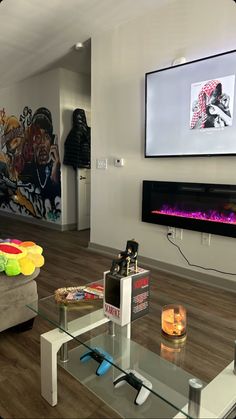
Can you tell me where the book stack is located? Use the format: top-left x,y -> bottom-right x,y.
84,283 -> 104,299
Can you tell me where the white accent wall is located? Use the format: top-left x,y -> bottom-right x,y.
91,0 -> 236,284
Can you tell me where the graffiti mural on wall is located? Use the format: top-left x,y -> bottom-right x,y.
0,107 -> 61,222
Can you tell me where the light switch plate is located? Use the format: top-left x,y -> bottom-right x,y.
96,159 -> 107,169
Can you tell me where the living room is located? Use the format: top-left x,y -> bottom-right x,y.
0,0 -> 236,418
90,0 -> 236,289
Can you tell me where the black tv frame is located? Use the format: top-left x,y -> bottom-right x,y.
145,48 -> 236,158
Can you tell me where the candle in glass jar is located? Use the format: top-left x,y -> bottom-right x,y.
161,305 -> 186,339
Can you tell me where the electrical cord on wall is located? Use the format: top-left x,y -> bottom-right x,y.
167,233 -> 236,276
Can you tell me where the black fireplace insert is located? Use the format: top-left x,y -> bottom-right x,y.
142,181 -> 236,238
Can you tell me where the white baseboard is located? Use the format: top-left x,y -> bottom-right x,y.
0,210 -> 76,231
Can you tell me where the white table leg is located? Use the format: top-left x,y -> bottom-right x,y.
40,310 -> 109,406
59,306 -> 68,362
41,334 -> 62,406
121,322 -> 131,339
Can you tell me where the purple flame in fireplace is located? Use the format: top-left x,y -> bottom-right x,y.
151,205 -> 236,225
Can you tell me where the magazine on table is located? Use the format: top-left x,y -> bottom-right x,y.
84,282 -> 104,298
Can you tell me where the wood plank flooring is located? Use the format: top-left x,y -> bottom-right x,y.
0,216 -> 235,418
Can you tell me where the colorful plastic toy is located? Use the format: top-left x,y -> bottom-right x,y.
0,239 -> 44,276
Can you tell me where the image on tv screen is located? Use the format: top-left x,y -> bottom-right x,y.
145,49 -> 236,157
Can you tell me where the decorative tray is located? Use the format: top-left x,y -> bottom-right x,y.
54,284 -> 103,305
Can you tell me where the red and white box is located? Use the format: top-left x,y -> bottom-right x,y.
103,268 -> 150,326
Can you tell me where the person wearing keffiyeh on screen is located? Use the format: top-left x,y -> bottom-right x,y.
191,79 -> 232,129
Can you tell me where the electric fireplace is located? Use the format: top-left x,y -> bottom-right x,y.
142,181 -> 236,238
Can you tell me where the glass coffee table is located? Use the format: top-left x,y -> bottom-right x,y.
27,279 -> 236,419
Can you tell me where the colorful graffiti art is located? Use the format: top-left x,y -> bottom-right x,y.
0,107 -> 61,222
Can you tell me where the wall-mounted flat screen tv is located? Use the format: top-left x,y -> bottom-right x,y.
145,49 -> 236,157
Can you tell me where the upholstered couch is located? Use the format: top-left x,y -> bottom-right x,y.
0,268 -> 39,332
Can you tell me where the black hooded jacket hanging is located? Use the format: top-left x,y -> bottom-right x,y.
63,108 -> 90,169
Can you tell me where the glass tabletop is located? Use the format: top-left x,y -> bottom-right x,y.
26,277 -> 235,419
28,284 -> 104,325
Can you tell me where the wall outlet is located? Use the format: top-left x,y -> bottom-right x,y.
202,232 -> 211,246
176,228 -> 183,240
168,226 -> 176,239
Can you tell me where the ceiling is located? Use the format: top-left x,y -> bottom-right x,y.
0,0 -> 175,89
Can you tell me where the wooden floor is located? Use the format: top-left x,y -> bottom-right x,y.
0,217 -> 235,418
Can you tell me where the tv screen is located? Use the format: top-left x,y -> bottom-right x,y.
145,49 -> 236,157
